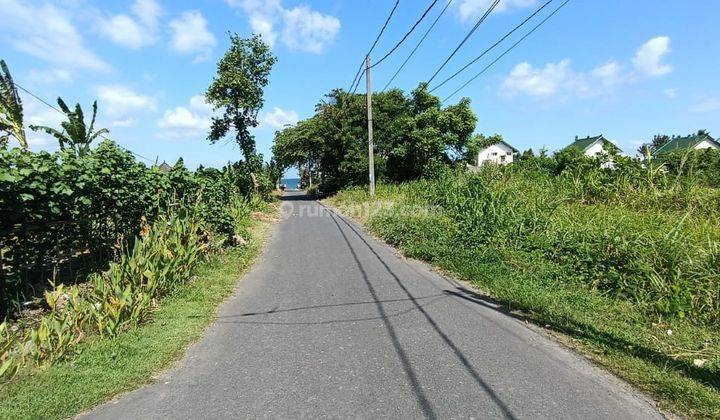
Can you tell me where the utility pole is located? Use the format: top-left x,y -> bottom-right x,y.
365,55 -> 376,196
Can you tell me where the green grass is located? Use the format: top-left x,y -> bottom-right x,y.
0,218 -> 275,420
327,182 -> 720,419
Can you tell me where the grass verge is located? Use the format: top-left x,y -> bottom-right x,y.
326,191 -> 719,419
0,215 -> 276,420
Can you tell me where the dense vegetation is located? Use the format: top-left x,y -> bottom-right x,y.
0,140 -> 275,318
0,218 -> 275,418
330,149 -> 720,417
272,85 -> 477,192
0,33 -> 279,382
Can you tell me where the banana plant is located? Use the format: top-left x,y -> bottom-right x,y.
0,59 -> 28,149
30,98 -> 109,156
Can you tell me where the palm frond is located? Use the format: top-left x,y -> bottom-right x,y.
0,60 -> 27,148
88,128 -> 110,142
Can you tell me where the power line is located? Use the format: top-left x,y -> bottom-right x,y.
348,0 -> 401,94
369,0 -> 441,69
429,0 -> 554,93
13,82 -> 157,164
425,0 -> 501,85
382,0 -> 454,92
442,0 -> 571,103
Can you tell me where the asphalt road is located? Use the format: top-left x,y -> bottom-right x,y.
84,192 -> 662,419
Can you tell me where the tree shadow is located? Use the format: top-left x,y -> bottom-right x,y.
278,192 -> 313,201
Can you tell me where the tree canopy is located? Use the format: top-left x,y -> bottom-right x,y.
272,85 -> 477,192
206,33 -> 276,165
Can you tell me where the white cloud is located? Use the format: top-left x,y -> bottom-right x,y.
260,107 -> 299,129
0,0 -> 110,73
27,137 -> 52,148
158,95 -> 215,138
281,7 -> 341,54
133,0 -> 162,28
664,88 -> 677,98
633,36 -> 672,77
502,59 -> 588,98
25,106 -> 65,131
227,0 -> 339,53
502,37 -> 675,100
591,61 -> 623,86
98,0 -> 162,49
96,85 -> 157,126
159,107 -> 208,131
169,10 -> 217,61
690,98 -> 720,113
230,0 -> 282,46
26,69 -> 73,85
456,0 -> 535,21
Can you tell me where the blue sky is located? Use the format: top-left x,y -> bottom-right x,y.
2,0 -> 719,174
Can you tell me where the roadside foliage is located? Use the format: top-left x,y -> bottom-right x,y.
0,141 -> 275,380
0,34 -> 279,385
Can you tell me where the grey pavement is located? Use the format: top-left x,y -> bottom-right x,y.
83,191 -> 663,419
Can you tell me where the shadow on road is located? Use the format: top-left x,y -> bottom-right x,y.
326,210 -> 438,419
328,210 -> 517,420
278,192 -> 314,201
222,295 -> 445,317
213,295 -> 448,326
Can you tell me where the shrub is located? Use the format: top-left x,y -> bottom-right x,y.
0,199 -> 260,379
0,141 -> 271,316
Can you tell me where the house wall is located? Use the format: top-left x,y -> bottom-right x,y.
584,140 -> 606,157
694,139 -> 720,150
478,143 -> 514,165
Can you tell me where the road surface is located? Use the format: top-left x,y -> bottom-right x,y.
84,192 -> 662,419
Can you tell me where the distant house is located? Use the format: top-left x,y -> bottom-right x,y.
157,161 -> 172,172
476,141 -> 519,166
562,134 -> 621,158
653,132 -> 720,156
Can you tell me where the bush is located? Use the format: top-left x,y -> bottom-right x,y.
0,141 -> 270,316
0,200 -> 260,379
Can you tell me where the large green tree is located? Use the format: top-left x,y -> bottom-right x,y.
30,98 -> 108,156
0,59 -> 27,149
206,34 -> 276,165
272,85 -> 477,191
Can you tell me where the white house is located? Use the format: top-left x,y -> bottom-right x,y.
562,135 -> 621,158
653,132 -> 720,156
476,141 -> 519,166
562,135 -> 621,168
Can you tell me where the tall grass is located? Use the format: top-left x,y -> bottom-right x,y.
423,165 -> 719,322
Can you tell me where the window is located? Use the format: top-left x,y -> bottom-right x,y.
492,152 -> 498,156
506,151 -> 512,156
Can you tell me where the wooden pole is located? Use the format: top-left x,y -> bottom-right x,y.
365,56 -> 376,197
